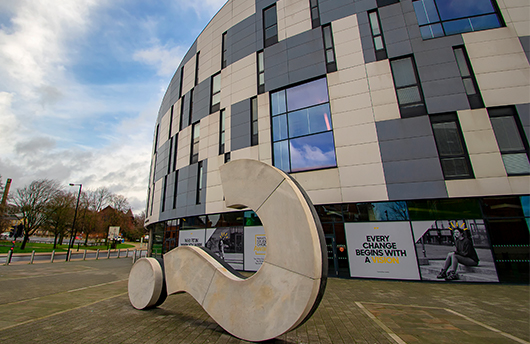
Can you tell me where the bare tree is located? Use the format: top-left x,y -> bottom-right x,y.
87,187 -> 113,212
110,194 -> 130,213
13,179 -> 62,249
43,190 -> 75,248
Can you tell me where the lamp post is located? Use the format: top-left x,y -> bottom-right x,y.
66,183 -> 82,261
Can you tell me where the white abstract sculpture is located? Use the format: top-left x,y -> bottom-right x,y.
128,159 -> 327,342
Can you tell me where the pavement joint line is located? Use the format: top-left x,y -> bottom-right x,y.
444,308 -> 530,344
0,266 -> 98,281
354,301 -> 407,344
0,279 -> 128,306
67,278 -> 128,293
0,291 -> 128,332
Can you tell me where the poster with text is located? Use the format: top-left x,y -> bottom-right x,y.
244,226 -> 266,272
178,229 -> 206,247
345,222 -> 420,280
205,227 -> 244,270
411,220 -> 499,282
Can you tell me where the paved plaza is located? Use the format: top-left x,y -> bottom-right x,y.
0,258 -> 528,343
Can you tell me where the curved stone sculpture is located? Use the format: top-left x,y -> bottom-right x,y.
129,159 -> 327,342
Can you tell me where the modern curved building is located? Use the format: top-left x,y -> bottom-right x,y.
146,0 -> 530,283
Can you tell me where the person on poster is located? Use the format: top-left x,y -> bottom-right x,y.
437,225 -> 479,281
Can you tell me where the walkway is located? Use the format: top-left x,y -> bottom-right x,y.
0,258 -> 528,343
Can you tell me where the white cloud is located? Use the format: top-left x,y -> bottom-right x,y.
178,0 -> 228,18
133,42 -> 186,76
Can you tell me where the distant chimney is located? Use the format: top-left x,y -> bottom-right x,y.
1,178 -> 12,207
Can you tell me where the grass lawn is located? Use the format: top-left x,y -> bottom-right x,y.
0,241 -> 135,254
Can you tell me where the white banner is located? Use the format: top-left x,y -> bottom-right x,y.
244,226 -> 266,272
345,222 -> 420,280
178,229 -> 206,247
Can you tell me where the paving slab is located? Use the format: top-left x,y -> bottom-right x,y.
0,258 -> 528,343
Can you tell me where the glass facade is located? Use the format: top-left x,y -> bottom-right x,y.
413,0 -> 503,39
271,78 -> 337,173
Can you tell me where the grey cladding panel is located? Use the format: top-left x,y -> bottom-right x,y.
231,99 -> 251,151
379,136 -> 439,162
181,92 -> 191,129
387,181 -> 447,200
376,116 -> 433,141
154,140 -> 171,182
382,158 -> 445,184
319,0 -> 355,24
229,15 -> 258,65
192,80 -> 211,123
516,103 -> 530,142
520,36 -> 530,63
425,93 -> 470,115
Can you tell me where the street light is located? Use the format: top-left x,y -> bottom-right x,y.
66,183 -> 82,261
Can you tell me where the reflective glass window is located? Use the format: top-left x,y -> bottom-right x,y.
413,0 -> 503,39
289,131 -> 336,172
488,106 -> 530,175
430,113 -> 474,179
270,78 -> 336,173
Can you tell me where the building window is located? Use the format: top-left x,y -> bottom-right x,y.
219,109 -> 225,155
195,52 -> 200,86
169,105 -> 174,138
196,161 -> 203,205
162,175 -> 168,212
251,97 -> 258,146
368,10 -> 387,61
173,134 -> 178,171
390,56 -> 427,118
167,137 -> 173,174
150,185 -> 155,216
453,46 -> 484,109
221,32 -> 227,69
178,66 -> 184,98
179,95 -> 185,131
153,124 -> 159,154
263,4 -> 278,48
173,171 -> 179,209
191,122 -> 200,164
322,24 -> 337,73
310,0 -> 320,28
488,106 -> 530,175
189,88 -> 194,126
211,73 -> 221,113
430,113 -> 474,179
270,77 -> 336,173
224,152 -> 231,163
413,0 -> 503,40
257,50 -> 265,94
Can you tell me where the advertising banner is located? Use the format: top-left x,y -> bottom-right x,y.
412,219 -> 499,282
205,227 -> 244,270
345,222 -> 420,280
178,229 -> 206,247
244,226 -> 266,272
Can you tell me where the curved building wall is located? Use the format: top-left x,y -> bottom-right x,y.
146,0 -> 530,283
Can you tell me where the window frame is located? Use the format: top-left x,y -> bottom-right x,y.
322,24 -> 337,73
453,46 -> 484,109
196,161 -> 203,205
221,32 -> 228,69
251,97 -> 258,146
189,88 -> 194,126
219,109 -> 225,155
195,52 -> 200,86
270,77 -> 337,173
210,72 -> 221,113
368,9 -> 388,61
172,170 -> 179,209
412,0 -> 504,40
390,55 -> 427,118
257,50 -> 265,94
178,66 -> 184,99
179,95 -> 185,131
263,4 -> 278,48
190,122 -> 200,165
430,113 -> 474,180
310,0 -> 321,28
488,106 -> 530,176
161,175 -> 168,212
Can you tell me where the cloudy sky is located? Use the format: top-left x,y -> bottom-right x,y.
0,0 -> 227,214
